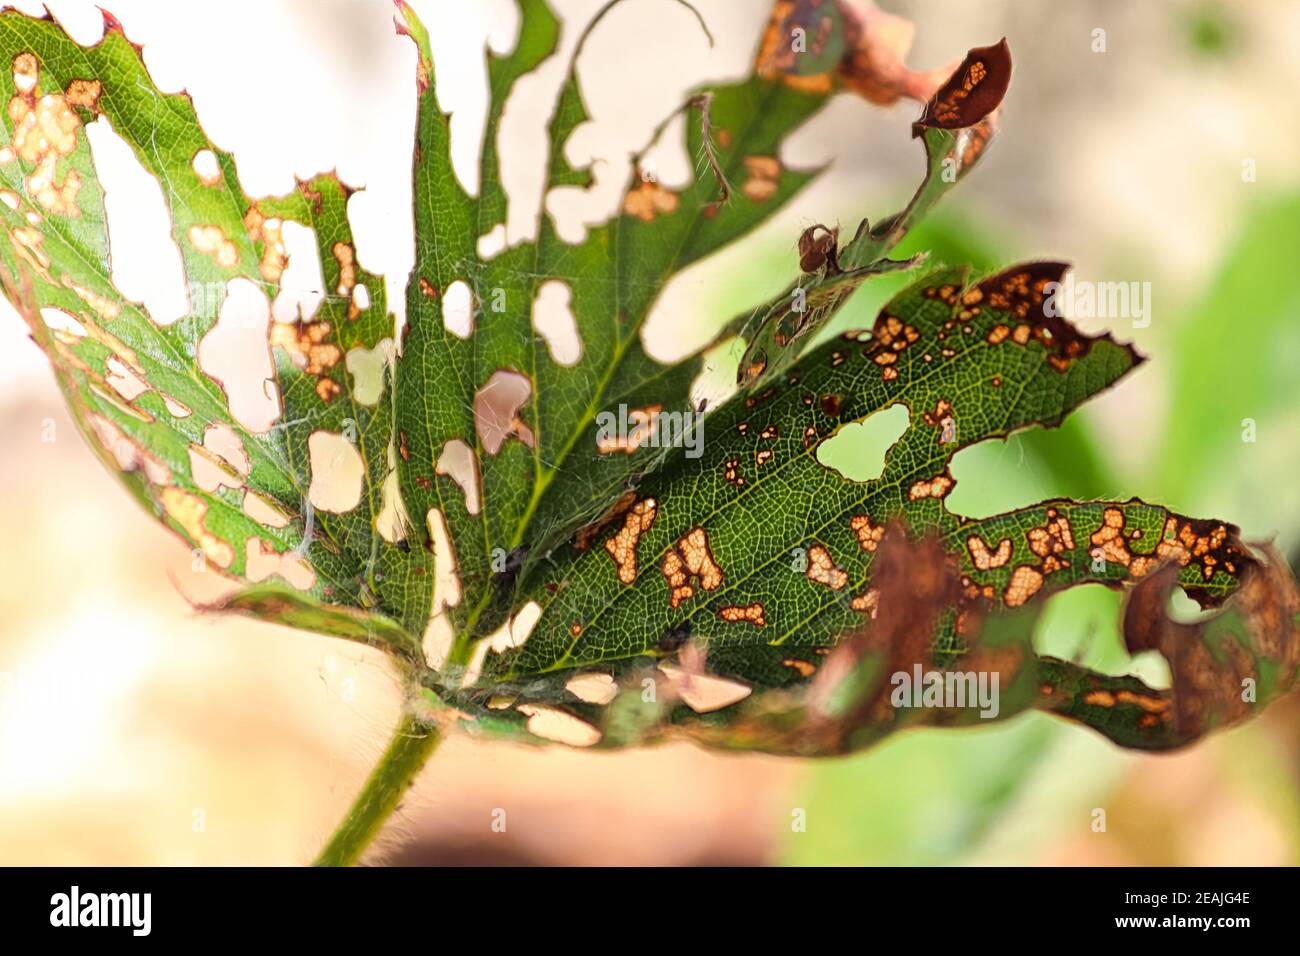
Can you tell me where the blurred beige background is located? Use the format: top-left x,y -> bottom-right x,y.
2,0 -> 1299,865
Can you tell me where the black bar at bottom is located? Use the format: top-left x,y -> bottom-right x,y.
0,865 -> 1282,941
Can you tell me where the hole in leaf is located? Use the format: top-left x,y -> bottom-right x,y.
436,438 -> 482,515
242,490 -> 290,529
423,615 -> 454,673
532,279 -> 581,366
192,148 -> 221,185
344,338 -> 394,407
816,403 -> 910,481
566,672 -> 617,705
689,335 -> 743,411
84,117 -> 189,326
160,394 -> 191,418
244,538 -> 315,591
427,507 -> 462,612
462,599 -> 540,689
657,662 -> 752,713
377,442 -> 412,543
477,223 -> 507,259
443,279 -> 474,338
40,307 -> 85,339
189,423 -> 250,493
198,278 -> 280,433
160,486 -> 233,569
104,356 -> 149,401
87,412 -> 169,484
202,423 -> 248,475
271,221 -> 325,323
474,369 -> 534,454
307,430 -> 365,513
515,704 -> 601,747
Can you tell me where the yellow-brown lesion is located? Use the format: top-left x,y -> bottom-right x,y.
981,268 -> 1055,320
1003,564 -> 1043,607
967,533 -> 1011,570
922,398 -> 956,444
662,526 -> 724,608
741,156 -> 781,202
753,1 -> 836,93
270,320 -> 343,402
908,473 -> 954,501
596,405 -> 662,455
782,658 -> 816,677
8,54 -> 87,218
1090,507 -> 1132,568
874,315 -> 920,351
922,284 -> 960,305
333,241 -> 357,297
623,179 -> 678,221
1155,516 -> 1238,582
849,514 -> 885,552
160,486 -> 235,570
64,78 -> 101,111
850,586 -> 879,616
244,208 -> 288,283
62,275 -> 120,321
1027,507 -> 1075,574
188,224 -> 239,270
722,457 -> 745,487
928,58 -> 989,125
602,498 -> 658,586
806,545 -> 848,590
574,491 -> 636,551
719,603 -> 766,627
976,263 -> 1095,372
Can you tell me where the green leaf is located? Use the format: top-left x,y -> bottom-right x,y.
3,2 -> 1296,765
445,262 -> 1290,753
391,0 -> 833,649
0,10 -> 426,651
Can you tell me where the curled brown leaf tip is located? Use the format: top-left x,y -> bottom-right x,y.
912,38 -> 1011,136
1122,545 -> 1300,741
798,224 -> 840,273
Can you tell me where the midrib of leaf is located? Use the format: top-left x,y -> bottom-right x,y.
449,71 -> 798,658
511,78 -> 788,549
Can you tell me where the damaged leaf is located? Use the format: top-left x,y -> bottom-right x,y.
392,0 -> 840,655
446,258 -> 1295,754
0,11 -> 428,651
2,1 -> 1295,773
738,36 -> 1012,390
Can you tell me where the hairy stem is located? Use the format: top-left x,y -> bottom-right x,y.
313,707 -> 443,866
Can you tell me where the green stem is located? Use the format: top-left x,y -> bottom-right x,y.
313,708 -> 443,866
